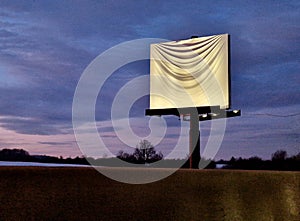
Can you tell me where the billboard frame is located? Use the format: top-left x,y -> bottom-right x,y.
145,34 -> 240,169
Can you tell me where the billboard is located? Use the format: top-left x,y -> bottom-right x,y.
150,34 -> 230,110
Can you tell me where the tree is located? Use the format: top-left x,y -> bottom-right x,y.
133,140 -> 163,163
0,148 -> 30,161
290,152 -> 300,161
272,150 -> 287,161
117,150 -> 130,160
117,140 -> 163,164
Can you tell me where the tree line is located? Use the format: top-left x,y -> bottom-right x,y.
0,144 -> 299,171
219,150 -> 300,171
0,148 -> 89,165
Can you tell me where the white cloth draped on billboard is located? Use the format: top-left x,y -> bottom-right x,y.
150,34 -> 229,110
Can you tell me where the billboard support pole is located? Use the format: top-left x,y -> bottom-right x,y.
146,107 -> 240,169
189,112 -> 200,169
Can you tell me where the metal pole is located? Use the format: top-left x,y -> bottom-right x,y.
189,112 -> 200,169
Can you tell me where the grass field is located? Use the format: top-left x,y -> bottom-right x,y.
0,167 -> 299,221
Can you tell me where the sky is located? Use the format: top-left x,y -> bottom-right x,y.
0,0 -> 299,160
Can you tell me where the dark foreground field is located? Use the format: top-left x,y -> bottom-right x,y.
0,167 -> 299,221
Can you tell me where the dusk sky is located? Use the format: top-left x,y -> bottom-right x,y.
0,1 -> 299,160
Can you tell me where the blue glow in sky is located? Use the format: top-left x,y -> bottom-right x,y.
0,1 -> 299,159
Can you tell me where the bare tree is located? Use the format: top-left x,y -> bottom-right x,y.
118,140 -> 163,164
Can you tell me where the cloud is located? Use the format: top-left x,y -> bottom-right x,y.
213,105 -> 300,159
0,125 -> 81,157
38,141 -> 74,146
0,115 -> 69,135
0,1 -> 298,159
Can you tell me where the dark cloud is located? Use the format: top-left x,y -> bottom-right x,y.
38,141 -> 73,146
0,116 -> 68,135
0,29 -> 15,38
